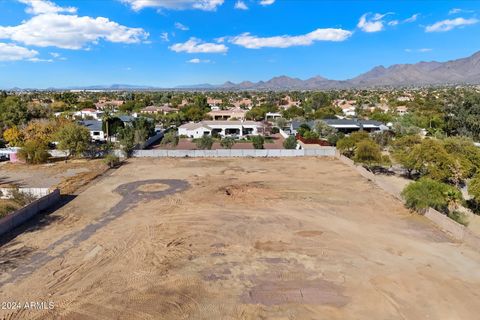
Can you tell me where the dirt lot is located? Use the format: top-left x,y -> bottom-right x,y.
0,157 -> 479,319
0,159 -> 108,193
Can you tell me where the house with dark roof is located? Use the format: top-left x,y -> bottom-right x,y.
79,120 -> 105,142
289,119 -> 387,135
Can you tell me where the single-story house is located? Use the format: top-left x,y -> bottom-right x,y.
79,120 -> 105,142
207,107 -> 246,121
73,108 -> 104,120
141,105 -> 179,115
289,119 -> 387,135
323,119 -> 387,133
178,120 -> 261,139
265,112 -> 282,121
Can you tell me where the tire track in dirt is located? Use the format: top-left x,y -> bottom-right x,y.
0,179 -> 189,286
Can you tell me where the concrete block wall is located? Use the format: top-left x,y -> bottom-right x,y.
0,189 -> 61,237
133,147 -> 336,158
335,151 -> 480,249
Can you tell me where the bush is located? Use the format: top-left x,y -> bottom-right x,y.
271,127 -> 280,134
104,154 -> 120,168
220,137 -> 235,149
251,135 -> 265,149
283,136 -> 297,149
302,130 -> 319,140
18,140 -> 50,164
161,131 -> 179,146
196,135 -> 214,150
447,211 -> 469,226
401,178 -> 462,213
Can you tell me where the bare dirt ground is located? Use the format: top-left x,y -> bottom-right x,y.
0,160 -> 108,193
0,157 -> 480,319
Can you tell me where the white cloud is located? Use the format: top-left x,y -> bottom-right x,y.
403,13 -> 419,23
425,17 -> 479,32
0,42 -> 38,61
29,57 -> 53,63
160,32 -> 169,42
448,8 -> 473,15
235,1 -> 248,10
260,0 -> 275,5
0,13 -> 149,49
122,0 -> 224,11
170,37 -> 228,53
49,52 -> 60,58
388,20 -> 399,26
230,28 -> 352,49
175,22 -> 189,31
405,48 -> 432,53
187,58 -> 210,63
18,0 -> 77,15
357,13 -> 386,32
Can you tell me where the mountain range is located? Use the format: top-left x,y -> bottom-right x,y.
11,50 -> 480,91
204,50 -> 480,90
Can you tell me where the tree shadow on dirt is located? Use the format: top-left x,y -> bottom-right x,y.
0,194 -> 76,246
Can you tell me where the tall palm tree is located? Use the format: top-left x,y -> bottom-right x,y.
102,110 -> 113,142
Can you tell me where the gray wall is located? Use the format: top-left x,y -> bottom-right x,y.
0,188 -> 51,199
0,189 -> 61,237
133,147 -> 336,158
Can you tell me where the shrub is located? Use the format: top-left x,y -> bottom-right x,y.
104,154 -> 120,168
161,131 -> 179,147
251,135 -> 265,149
401,178 -> 462,213
196,135 -> 214,150
220,137 -> 235,149
18,140 -> 50,164
302,130 -> 319,140
447,211 -> 470,226
271,127 -> 280,134
283,136 -> 297,149
469,174 -> 480,202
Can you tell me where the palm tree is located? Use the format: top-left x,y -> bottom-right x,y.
102,110 -> 113,142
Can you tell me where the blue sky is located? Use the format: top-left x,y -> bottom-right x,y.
0,0 -> 479,88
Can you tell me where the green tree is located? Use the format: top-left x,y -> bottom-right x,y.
56,123 -> 91,160
401,178 -> 462,213
252,135 -> 265,149
410,139 -> 457,183
220,137 -> 235,149
161,131 -> 179,147
353,140 -> 387,169
0,96 -> 30,127
468,174 -> 480,202
196,135 -> 214,150
117,126 -> 135,157
18,140 -> 50,164
391,135 -> 422,177
283,136 -> 297,149
336,131 -> 370,157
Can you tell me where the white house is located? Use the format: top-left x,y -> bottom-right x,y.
73,108 -> 104,120
178,120 -> 261,139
